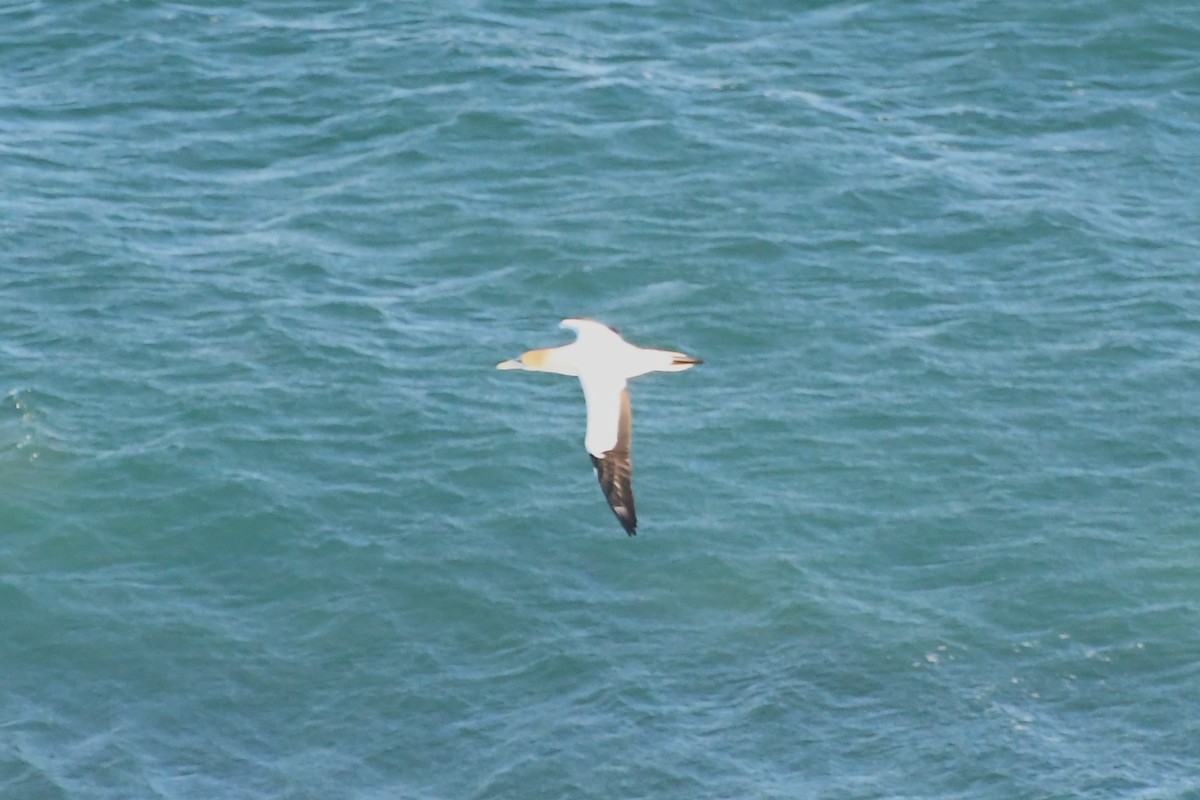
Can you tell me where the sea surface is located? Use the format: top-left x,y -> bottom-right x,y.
3,1 -> 1200,798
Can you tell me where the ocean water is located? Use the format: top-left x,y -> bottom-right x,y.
4,1 -> 1200,797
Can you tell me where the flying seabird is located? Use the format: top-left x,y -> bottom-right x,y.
497,318 -> 702,535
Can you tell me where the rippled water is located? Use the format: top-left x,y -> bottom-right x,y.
4,1 -> 1200,798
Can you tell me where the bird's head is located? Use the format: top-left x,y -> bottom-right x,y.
496,348 -> 551,371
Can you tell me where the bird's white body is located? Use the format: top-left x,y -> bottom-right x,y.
497,318 -> 701,535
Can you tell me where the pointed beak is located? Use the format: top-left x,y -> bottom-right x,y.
496,359 -> 522,370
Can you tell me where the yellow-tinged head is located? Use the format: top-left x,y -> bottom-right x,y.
496,348 -> 551,371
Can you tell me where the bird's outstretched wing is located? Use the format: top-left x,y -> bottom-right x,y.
584,385 -> 636,535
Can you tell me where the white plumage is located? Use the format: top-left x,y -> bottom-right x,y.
497,318 -> 702,535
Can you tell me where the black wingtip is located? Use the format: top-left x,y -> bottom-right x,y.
590,452 -> 637,536
608,488 -> 638,536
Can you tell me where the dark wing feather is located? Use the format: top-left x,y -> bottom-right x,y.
589,388 -> 636,535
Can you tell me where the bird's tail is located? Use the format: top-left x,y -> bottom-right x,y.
657,350 -> 703,372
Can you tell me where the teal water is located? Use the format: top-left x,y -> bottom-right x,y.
4,1 -> 1200,797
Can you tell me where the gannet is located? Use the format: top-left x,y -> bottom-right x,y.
497,318 -> 702,536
